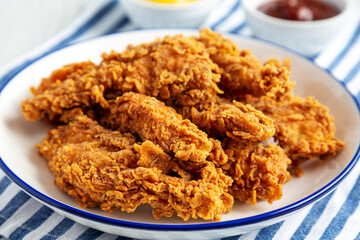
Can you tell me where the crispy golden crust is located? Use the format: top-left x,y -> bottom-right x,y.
102,34 -> 222,106
38,114 -> 233,221
21,34 -> 222,122
221,59 -> 296,100
177,96 -> 275,141
197,28 -> 296,99
221,138 -> 291,204
20,61 -> 106,122
20,29 -> 344,220
101,92 -> 213,163
207,138 -> 228,166
244,94 -> 344,176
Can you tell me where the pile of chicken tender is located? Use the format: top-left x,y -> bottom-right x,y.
21,29 -> 344,221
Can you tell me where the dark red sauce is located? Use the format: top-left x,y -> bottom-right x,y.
258,0 -> 340,21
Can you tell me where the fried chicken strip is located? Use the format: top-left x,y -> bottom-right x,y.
101,92 -> 213,163
197,29 -> 296,99
221,138 -> 292,204
21,33 -> 222,122
177,96 -> 275,141
20,61 -> 106,122
38,113 -> 234,221
244,94 -> 344,176
208,138 -> 228,166
102,33 -> 222,106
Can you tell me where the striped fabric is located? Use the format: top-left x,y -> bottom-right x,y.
0,0 -> 360,239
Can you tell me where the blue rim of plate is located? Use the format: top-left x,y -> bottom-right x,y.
0,29 -> 360,231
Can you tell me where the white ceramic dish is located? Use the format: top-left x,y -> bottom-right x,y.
243,0 -> 353,57
0,29 -> 359,240
120,0 -> 219,28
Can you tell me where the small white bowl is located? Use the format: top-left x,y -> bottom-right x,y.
243,0 -> 353,57
120,0 -> 219,29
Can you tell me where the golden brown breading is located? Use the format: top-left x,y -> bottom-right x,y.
177,96 -> 275,141
197,29 -> 242,66
207,138 -> 228,166
197,28 -> 296,99
21,33 -> 222,122
221,138 -> 292,204
38,110 -> 138,168
38,113 -> 234,221
21,61 -> 106,122
20,29 -> 345,220
244,94 -> 344,176
222,60 -> 295,100
101,92 -> 214,163
102,34 -> 222,106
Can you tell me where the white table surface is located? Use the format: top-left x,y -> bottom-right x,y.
0,0 -> 88,70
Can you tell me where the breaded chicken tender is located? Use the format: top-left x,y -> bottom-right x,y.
20,29 -> 344,221
38,113 -> 234,221
21,61 -> 103,122
197,29 -> 296,99
244,94 -> 344,176
208,138 -> 228,166
102,34 -> 222,106
102,92 -> 213,163
221,138 -> 292,204
21,33 -> 222,122
177,96 -> 275,141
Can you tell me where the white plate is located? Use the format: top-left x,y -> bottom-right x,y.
0,30 -> 359,240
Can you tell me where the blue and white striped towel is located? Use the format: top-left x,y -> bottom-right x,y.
0,0 -> 360,239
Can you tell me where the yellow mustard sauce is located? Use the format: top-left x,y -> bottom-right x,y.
144,0 -> 196,4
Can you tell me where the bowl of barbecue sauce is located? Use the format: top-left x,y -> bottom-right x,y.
258,0 -> 340,21
243,0 -> 353,57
